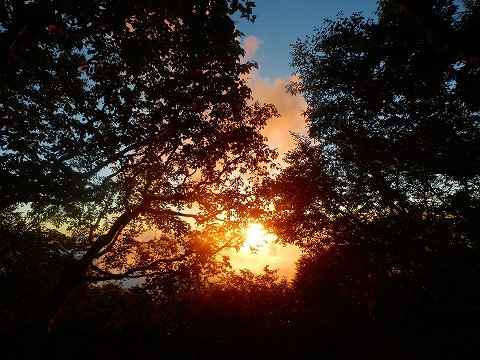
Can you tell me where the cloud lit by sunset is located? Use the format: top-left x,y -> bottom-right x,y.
242,35 -> 262,61
242,36 -> 307,159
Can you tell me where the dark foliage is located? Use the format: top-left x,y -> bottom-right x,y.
0,0 -> 277,337
263,0 -> 480,357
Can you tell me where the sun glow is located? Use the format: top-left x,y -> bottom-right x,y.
223,222 -> 301,279
243,223 -> 269,251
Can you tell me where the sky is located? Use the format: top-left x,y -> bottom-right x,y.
225,0 -> 378,279
238,0 -> 378,80
237,0 -> 378,158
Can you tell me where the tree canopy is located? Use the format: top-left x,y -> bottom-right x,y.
1,0 -> 277,331
1,0 -> 269,209
264,0 -> 480,354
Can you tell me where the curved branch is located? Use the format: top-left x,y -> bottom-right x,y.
86,251 -> 192,282
79,201 -> 148,266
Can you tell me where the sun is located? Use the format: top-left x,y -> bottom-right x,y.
242,223 -> 269,251
222,222 -> 301,279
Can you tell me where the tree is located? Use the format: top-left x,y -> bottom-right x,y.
1,0 -> 277,332
0,0 -> 261,209
0,212 -> 75,336
144,267 -> 300,359
265,0 -> 480,356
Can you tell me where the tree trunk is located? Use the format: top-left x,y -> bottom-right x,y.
42,204 -> 146,333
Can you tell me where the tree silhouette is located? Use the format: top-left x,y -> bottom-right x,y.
1,0 -> 277,333
265,0 -> 480,356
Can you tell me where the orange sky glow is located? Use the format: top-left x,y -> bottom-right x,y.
223,36 -> 306,280
134,37 -> 306,281
223,223 -> 302,279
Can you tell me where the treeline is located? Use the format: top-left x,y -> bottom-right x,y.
1,212 -> 477,359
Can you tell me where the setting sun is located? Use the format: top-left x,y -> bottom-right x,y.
243,223 -> 269,251
223,222 -> 301,279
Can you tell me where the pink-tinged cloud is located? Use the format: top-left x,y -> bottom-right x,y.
242,35 -> 262,61
242,36 -> 307,159
249,73 -> 307,159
